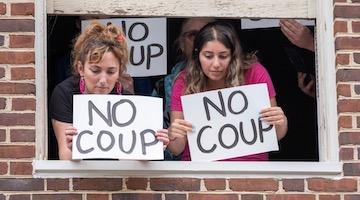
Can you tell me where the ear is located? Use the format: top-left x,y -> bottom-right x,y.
77,61 -> 85,77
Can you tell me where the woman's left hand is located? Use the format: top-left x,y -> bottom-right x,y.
155,129 -> 170,149
260,106 -> 286,127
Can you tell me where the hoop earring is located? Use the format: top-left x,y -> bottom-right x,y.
116,82 -> 122,94
79,77 -> 85,94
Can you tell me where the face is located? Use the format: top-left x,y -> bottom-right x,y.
181,18 -> 214,59
78,51 -> 120,94
199,40 -> 231,88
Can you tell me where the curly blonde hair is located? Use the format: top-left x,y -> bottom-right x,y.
71,21 -> 129,77
184,22 -> 256,95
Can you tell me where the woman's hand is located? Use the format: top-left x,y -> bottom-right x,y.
64,126 -> 78,150
168,118 -> 193,141
119,73 -> 134,94
155,129 -> 170,149
260,105 -> 288,140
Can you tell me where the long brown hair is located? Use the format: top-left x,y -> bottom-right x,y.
185,21 -> 256,95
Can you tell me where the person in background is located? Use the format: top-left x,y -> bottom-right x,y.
152,17 -> 215,128
280,19 -> 315,97
167,22 -> 288,161
50,21 -> 168,160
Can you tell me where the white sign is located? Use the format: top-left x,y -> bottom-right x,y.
181,84 -> 279,161
82,18 -> 167,77
72,95 -> 164,160
241,18 -> 315,29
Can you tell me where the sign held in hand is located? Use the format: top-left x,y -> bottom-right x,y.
72,95 -> 164,160
181,83 -> 279,161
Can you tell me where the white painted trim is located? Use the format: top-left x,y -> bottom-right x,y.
33,160 -> 342,178
47,0 -> 315,18
35,0 -> 48,160
316,0 -> 339,162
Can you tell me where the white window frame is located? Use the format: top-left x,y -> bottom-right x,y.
33,0 -> 342,178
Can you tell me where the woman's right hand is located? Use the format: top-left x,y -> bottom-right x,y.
168,118 -> 193,141
64,126 -> 78,150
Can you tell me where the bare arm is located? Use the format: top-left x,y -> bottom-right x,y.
167,111 -> 193,156
51,119 -> 76,160
260,98 -> 288,140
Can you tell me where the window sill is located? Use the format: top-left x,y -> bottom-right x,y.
33,160 -> 342,178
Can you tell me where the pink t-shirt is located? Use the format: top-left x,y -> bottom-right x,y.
170,62 -> 276,161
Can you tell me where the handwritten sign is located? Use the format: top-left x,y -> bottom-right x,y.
181,84 -> 279,161
72,95 -> 164,160
82,18 -> 167,77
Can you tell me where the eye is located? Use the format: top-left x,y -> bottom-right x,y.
89,66 -> 101,74
219,54 -> 230,59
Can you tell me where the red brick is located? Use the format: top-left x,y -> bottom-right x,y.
335,37 -> 360,50
0,67 -> 4,78
9,35 -> 34,48
242,194 -> 263,200
338,100 -> 360,112
165,194 -> 187,200
11,3 -> 34,16
9,194 -> 30,200
125,178 -> 147,190
0,162 -> 7,175
112,193 -> 161,200
10,162 -> 32,175
0,98 -> 6,109
204,178 -> 226,190
334,6 -> 360,18
352,0 -> 360,2
340,147 -> 354,160
337,69 -> 360,82
32,194 -> 81,200
12,98 -> 35,111
336,53 -> 349,65
334,0 -> 346,2
337,84 -> 351,97
0,178 -> 43,191
339,132 -> 360,145
47,178 -> 69,191
11,67 -> 35,80
338,116 -> 352,129
355,53 -> 360,64
10,129 -> 35,142
307,178 -> 357,192
189,194 -> 238,200
0,113 -> 35,126
0,145 -> 35,158
0,195 -> 4,200
86,194 -> 109,200
353,21 -> 360,33
73,178 -> 122,191
0,19 -> 34,32
343,163 -> 360,176
334,21 -> 347,35
319,195 -> 341,200
282,179 -> 304,192
229,179 -> 278,191
0,3 -> 6,15
0,52 -> 34,64
345,194 -> 360,200
0,129 -> 5,142
0,83 -> 35,95
150,178 -> 200,191
267,194 -> 315,200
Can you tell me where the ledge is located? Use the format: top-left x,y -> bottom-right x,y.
33,160 -> 342,178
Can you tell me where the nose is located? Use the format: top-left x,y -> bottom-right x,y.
98,72 -> 107,85
212,56 -> 220,69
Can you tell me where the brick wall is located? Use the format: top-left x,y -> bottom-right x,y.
0,0 -> 359,200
